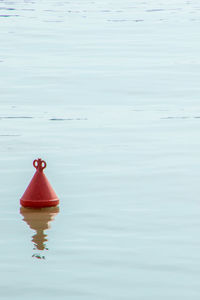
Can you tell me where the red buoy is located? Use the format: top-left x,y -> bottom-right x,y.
20,158 -> 59,208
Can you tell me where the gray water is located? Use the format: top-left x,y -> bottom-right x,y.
1,0 -> 200,299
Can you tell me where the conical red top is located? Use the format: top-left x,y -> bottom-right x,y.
20,158 -> 59,208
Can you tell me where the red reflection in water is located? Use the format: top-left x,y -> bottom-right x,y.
20,206 -> 59,257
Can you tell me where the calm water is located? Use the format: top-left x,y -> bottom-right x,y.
1,0 -> 200,299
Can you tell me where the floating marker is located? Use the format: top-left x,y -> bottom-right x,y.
20,158 -> 59,208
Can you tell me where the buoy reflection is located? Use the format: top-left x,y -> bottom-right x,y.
20,206 -> 59,258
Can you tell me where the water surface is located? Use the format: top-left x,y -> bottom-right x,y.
1,0 -> 200,299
